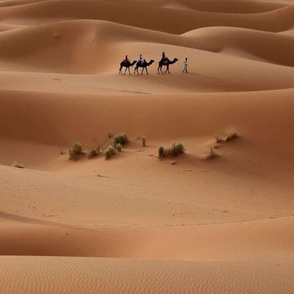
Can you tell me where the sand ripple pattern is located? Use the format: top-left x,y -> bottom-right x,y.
0,257 -> 293,294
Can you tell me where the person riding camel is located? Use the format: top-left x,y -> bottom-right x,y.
125,55 -> 130,64
161,52 -> 168,64
139,54 -> 144,65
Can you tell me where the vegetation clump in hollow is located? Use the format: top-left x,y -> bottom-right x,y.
88,146 -> 100,159
69,142 -> 83,160
104,146 -> 116,159
158,143 -> 185,159
115,143 -> 122,152
113,133 -> 129,146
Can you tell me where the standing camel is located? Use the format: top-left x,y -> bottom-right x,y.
158,58 -> 178,74
134,60 -> 155,75
119,60 -> 137,75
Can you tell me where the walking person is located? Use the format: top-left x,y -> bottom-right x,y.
182,57 -> 188,73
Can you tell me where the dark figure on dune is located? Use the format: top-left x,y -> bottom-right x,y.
158,57 -> 178,74
134,59 -> 155,75
119,59 -> 137,75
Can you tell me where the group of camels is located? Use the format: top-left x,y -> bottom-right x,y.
119,58 -> 178,75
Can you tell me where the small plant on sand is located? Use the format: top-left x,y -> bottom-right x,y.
214,134 -> 223,143
88,146 -> 100,159
12,161 -> 24,168
104,146 -> 116,159
225,129 -> 239,142
169,143 -> 185,157
142,136 -> 146,147
115,143 -> 122,152
205,147 -> 217,160
113,133 -> 129,146
69,142 -> 83,160
158,143 -> 185,159
158,146 -> 165,158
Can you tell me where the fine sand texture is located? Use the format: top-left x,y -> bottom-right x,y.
1,0 -> 294,293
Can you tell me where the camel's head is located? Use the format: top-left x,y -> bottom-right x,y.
174,58 -> 178,62
150,60 -> 155,64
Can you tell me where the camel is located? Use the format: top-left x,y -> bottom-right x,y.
134,60 -> 155,75
158,58 -> 178,74
119,60 -> 137,75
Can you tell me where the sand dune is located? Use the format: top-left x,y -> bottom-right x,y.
0,0 -> 294,293
1,0 -> 294,33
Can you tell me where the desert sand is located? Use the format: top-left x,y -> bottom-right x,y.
0,0 -> 294,293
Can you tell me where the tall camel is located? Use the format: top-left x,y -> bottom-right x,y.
158,58 -> 178,74
119,60 -> 137,75
134,60 -> 155,75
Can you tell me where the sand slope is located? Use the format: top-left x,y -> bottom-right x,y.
0,0 -> 294,293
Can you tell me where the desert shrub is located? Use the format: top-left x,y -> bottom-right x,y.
69,142 -> 82,160
169,143 -> 184,157
214,134 -> 223,143
88,147 -> 100,159
104,146 -> 116,159
142,136 -> 146,147
158,143 -> 184,159
158,146 -> 165,158
225,130 -> 239,142
115,143 -> 122,152
113,133 -> 129,146
12,161 -> 24,168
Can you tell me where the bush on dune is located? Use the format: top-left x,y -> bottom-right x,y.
113,133 -> 129,146
104,146 -> 116,159
88,146 -> 100,159
69,142 -> 83,160
158,143 -> 185,159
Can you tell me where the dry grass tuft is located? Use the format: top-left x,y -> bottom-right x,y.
12,161 -> 24,168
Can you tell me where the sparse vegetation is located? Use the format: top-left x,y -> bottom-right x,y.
115,143 -> 122,152
169,143 -> 184,157
104,146 -> 116,159
12,161 -> 24,168
142,136 -> 146,147
225,129 -> 239,142
158,146 -> 165,158
69,142 -> 82,160
113,133 -> 129,146
158,143 -> 185,159
88,146 -> 100,159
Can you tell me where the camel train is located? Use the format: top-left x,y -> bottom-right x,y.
119,53 -> 180,75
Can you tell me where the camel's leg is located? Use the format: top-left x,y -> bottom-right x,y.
124,67 -> 128,75
141,68 -> 144,75
119,66 -> 122,75
128,67 -> 131,75
146,67 -> 149,75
